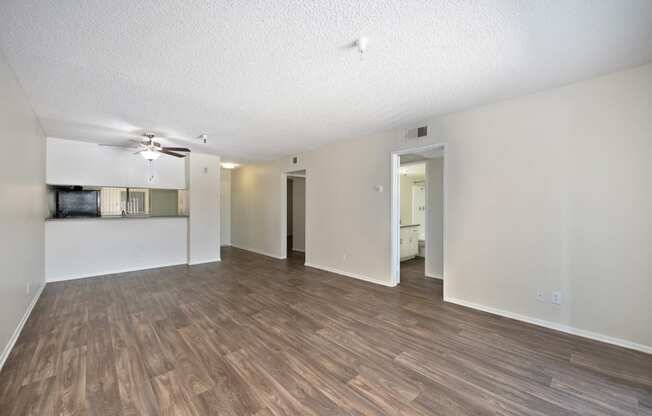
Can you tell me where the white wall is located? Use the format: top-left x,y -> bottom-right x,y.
425,157 -> 444,278
47,137 -> 186,189
0,51 -> 46,367
188,153 -> 220,264
291,177 -> 305,252
220,168 -> 231,246
43,151 -> 221,278
45,217 -> 188,281
234,136 -> 395,272
231,162 -> 285,258
399,174 -> 414,225
231,63 -> 652,351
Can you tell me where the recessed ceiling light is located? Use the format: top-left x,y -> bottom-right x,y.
221,162 -> 239,169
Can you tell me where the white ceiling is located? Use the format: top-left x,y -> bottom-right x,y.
1,1 -> 652,161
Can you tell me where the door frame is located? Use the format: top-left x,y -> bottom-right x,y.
280,171 -> 307,260
390,143 -> 447,286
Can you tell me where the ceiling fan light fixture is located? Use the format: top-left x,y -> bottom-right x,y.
140,149 -> 160,161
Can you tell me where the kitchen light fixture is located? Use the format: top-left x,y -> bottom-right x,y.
140,149 -> 161,161
221,162 -> 239,169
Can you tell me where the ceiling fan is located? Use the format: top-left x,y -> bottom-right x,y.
99,132 -> 191,160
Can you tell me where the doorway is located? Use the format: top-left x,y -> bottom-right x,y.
391,144 -> 446,286
282,170 -> 306,260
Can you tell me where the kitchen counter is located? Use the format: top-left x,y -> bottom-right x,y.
46,215 -> 188,221
400,223 -> 420,228
45,215 -> 188,281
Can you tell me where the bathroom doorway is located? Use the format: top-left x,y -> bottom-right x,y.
391,144 -> 446,286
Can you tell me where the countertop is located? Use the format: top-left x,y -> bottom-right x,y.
46,215 -> 188,222
400,224 -> 420,228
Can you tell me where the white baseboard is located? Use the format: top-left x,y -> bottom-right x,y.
1,282 -> 45,371
304,263 -> 396,287
291,248 -> 305,253
425,273 -> 443,280
46,261 -> 188,282
188,258 -> 221,266
230,244 -> 285,260
444,296 -> 652,355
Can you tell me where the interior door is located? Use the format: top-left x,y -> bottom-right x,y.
412,184 -> 426,240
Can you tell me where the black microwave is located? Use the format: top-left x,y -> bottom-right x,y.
56,190 -> 100,218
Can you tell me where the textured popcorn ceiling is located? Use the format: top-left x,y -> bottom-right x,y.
1,1 -> 652,161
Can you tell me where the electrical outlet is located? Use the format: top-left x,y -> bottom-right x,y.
536,290 -> 545,302
552,291 -> 562,305
343,253 -> 348,261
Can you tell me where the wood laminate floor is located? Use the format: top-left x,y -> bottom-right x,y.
1,247 -> 651,415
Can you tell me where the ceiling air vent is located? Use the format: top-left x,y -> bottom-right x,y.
405,125 -> 428,140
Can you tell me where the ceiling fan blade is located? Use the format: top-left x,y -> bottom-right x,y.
99,143 -> 141,149
159,149 -> 186,158
161,147 -> 191,152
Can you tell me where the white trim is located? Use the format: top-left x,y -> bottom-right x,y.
425,273 -> 443,280
1,283 -> 46,370
46,261 -> 187,282
423,162 -> 431,277
444,296 -> 652,355
230,244 -> 286,260
291,248 -> 305,253
188,258 -> 221,266
304,262 -> 396,287
390,153 -> 400,285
